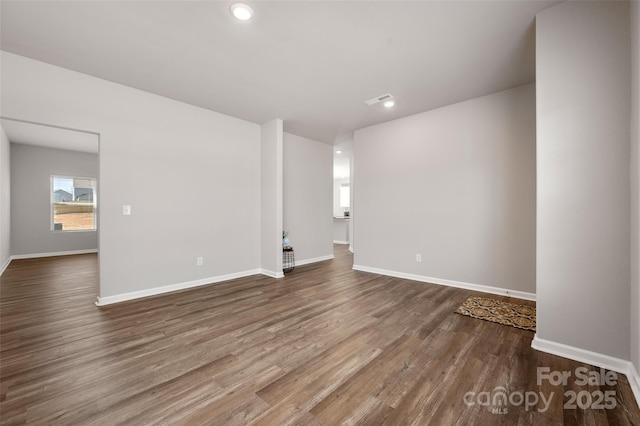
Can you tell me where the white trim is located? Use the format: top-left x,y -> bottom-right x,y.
629,363 -> 640,409
96,269 -> 261,306
260,269 -> 284,279
531,335 -> 632,373
2,250 -> 98,276
0,256 -> 11,276
349,246 -> 354,253
351,264 -> 536,301
295,254 -> 334,267
532,335 -> 640,407
333,240 -> 349,245
11,249 -> 98,260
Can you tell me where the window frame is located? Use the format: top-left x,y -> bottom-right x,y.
50,175 -> 98,233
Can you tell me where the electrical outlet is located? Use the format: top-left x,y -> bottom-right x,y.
416,254 -> 422,263
123,205 -> 131,215
196,257 -> 203,266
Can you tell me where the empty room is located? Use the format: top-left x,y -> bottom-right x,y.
1,1 -> 639,424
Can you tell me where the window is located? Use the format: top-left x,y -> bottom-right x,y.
340,184 -> 350,211
51,175 -> 97,231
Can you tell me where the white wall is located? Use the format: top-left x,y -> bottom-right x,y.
631,0 -> 640,375
1,51 -> 262,300
10,144 -> 98,256
283,132 -> 333,264
260,119 -> 283,277
349,152 -> 354,251
354,83 -> 536,296
536,2 -> 630,359
0,128 -> 10,273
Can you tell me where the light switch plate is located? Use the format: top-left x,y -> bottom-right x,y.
123,205 -> 131,215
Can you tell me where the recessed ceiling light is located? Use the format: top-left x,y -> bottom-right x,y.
336,150 -> 342,154
230,3 -> 254,21
383,100 -> 396,108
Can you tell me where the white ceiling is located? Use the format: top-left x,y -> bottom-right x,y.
0,119 -> 99,154
0,1 -> 558,145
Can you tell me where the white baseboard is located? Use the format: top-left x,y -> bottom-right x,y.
295,254 -> 334,267
333,240 -> 349,245
0,256 -> 11,276
260,269 -> 284,279
96,268 -> 261,306
531,335 -> 633,374
2,250 -> 98,276
532,335 -> 640,408
11,249 -> 98,260
352,264 -> 536,301
628,363 -> 640,409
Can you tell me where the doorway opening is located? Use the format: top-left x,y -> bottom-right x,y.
1,117 -> 101,300
333,141 -> 353,257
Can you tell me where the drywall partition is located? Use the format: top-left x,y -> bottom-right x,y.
349,152 -> 354,253
0,51 -> 262,303
283,132 -> 333,265
260,119 -> 283,278
0,128 -> 10,274
631,0 -> 640,379
535,1 -> 631,362
353,84 -> 536,298
10,144 -> 98,256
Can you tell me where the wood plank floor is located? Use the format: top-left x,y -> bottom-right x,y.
1,245 -> 639,425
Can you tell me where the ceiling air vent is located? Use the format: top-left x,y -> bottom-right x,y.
364,93 -> 394,106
